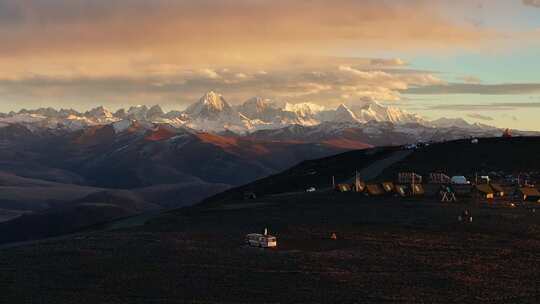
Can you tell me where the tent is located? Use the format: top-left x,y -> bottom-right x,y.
366,184 -> 384,196
398,172 -> 423,184
411,184 -> 425,196
518,187 -> 540,201
429,173 -> 451,184
381,182 -> 395,193
395,184 -> 408,197
336,183 -> 352,192
244,192 -> 257,200
475,184 -> 495,199
353,179 -> 366,193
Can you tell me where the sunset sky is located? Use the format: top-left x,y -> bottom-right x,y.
1,0 -> 540,130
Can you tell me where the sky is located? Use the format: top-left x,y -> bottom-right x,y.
0,0 -> 539,130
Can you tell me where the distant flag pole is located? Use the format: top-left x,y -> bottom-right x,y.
332,176 -> 335,189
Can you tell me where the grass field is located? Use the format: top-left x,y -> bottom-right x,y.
1,191 -> 538,303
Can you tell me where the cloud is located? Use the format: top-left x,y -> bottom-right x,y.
0,60 -> 443,111
199,69 -> 221,80
467,113 -> 494,121
427,102 -> 540,111
523,0 -> 540,8
369,58 -> 408,67
0,0 -> 495,78
405,83 -> 540,95
459,76 -> 482,84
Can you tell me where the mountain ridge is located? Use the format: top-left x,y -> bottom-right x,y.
0,91 -> 506,134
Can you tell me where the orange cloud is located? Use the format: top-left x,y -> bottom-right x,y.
0,0 -> 496,78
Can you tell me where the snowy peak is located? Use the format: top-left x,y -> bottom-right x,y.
185,91 -> 234,119
349,100 -> 423,124
0,91 -> 504,135
334,104 -> 359,123
284,102 -> 325,118
237,97 -> 281,121
147,105 -> 165,119
85,106 -> 113,119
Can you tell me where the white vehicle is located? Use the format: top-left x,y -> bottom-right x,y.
245,233 -> 277,248
404,144 -> 417,150
306,187 -> 316,192
451,176 -> 470,185
471,138 -> 479,144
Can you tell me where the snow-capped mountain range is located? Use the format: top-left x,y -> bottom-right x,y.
0,91 -> 495,134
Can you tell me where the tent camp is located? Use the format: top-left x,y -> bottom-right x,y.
475,184 -> 495,199
366,184 -> 384,196
518,187 -> 540,201
381,182 -> 395,193
336,183 -> 352,192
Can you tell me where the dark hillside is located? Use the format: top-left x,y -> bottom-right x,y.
201,146 -> 402,205
202,137 -> 540,206
379,136 -> 540,179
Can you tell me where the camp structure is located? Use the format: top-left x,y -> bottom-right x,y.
335,183 -> 352,192
451,176 -> 470,185
393,184 -> 424,197
245,229 -> 277,248
398,172 -> 423,184
490,183 -> 506,197
410,184 -> 425,196
353,175 -> 366,193
395,184 -> 409,197
518,187 -> 540,202
366,184 -> 385,196
381,182 -> 395,194
429,173 -> 451,184
475,184 -> 495,200
243,191 -> 257,200
440,185 -> 458,203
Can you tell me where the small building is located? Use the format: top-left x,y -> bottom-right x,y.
381,182 -> 395,193
475,184 -> 495,200
518,187 -> 540,202
366,184 -> 384,196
